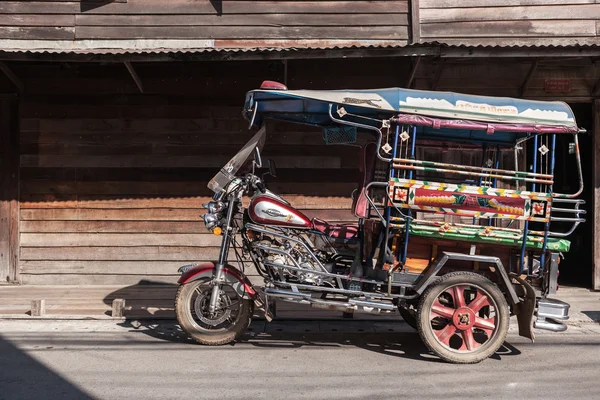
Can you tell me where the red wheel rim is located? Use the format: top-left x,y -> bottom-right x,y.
429,284 -> 498,352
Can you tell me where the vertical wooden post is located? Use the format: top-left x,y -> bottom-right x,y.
410,0 -> 421,44
0,95 -> 19,283
593,100 -> 600,290
31,300 -> 46,317
112,298 -> 126,318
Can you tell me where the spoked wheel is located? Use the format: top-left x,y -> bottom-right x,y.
175,278 -> 253,345
417,271 -> 509,364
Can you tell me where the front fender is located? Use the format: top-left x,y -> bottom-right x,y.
177,262 -> 257,300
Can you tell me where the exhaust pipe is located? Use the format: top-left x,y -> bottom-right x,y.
264,288 -> 310,301
349,299 -> 395,311
264,288 -> 396,315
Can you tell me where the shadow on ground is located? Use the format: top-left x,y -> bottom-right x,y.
0,334 -> 94,400
117,319 -> 521,363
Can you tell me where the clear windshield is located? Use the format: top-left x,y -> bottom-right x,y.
208,125 -> 267,194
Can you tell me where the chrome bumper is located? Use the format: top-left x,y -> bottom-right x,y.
534,298 -> 570,332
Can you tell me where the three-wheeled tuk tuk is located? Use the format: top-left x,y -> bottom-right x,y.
175,81 -> 585,363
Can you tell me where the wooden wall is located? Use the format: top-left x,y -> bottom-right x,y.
0,0 -> 409,50
15,58 -> 411,285
416,0 -> 600,47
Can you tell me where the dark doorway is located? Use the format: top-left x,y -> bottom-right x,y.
553,103 -> 593,287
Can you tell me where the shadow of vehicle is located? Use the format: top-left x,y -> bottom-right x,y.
0,334 -> 94,400
103,280 -> 178,319
115,317 -> 522,364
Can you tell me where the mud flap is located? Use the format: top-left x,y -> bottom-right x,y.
510,273 -> 536,342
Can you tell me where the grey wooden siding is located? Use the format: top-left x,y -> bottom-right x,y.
0,1 -> 410,51
417,0 -> 600,47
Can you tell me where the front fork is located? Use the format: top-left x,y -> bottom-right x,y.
208,195 -> 237,313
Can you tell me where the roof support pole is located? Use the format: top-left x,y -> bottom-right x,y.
520,58 -> 539,97
0,62 -> 23,93
124,61 -> 144,93
432,58 -> 445,90
406,55 -> 421,88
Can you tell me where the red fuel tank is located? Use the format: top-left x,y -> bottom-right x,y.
248,194 -> 311,228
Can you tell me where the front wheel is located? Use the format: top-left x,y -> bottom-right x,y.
416,271 -> 509,364
176,278 -> 253,345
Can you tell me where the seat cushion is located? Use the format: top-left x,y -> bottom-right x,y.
312,218 -> 359,239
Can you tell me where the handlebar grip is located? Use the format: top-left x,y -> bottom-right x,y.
256,180 -> 266,193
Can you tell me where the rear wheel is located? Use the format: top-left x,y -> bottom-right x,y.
417,271 -> 509,364
175,278 -> 253,345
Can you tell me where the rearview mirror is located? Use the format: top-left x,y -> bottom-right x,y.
268,159 -> 277,178
253,146 -> 263,168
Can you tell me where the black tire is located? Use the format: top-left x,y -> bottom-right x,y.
416,271 -> 509,364
398,304 -> 418,330
175,279 -> 253,346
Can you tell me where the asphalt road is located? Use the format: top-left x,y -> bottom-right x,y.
1,319 -> 600,400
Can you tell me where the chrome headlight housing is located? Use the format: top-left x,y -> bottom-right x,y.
202,201 -> 225,214
202,213 -> 221,230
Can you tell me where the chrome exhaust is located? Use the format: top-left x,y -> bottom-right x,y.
264,288 -> 396,315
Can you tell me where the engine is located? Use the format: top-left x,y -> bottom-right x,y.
250,231 -> 335,285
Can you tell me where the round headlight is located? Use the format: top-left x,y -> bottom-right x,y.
202,201 -> 225,214
202,213 -> 220,229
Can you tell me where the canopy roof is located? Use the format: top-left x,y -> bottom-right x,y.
244,86 -> 579,145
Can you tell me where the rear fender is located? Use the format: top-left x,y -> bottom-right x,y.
177,262 -> 257,300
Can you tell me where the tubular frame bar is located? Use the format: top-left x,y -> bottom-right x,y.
540,134 -> 557,270
392,164 -> 553,185
393,157 -> 554,179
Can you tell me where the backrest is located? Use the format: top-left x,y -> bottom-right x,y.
353,142 -> 378,218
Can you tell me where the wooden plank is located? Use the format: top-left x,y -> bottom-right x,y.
0,96 -> 19,283
430,37 -> 600,47
420,20 -> 597,38
19,181 -> 356,198
20,260 -> 223,275
594,99 -> 600,291
0,14 -> 74,26
21,220 -> 208,233
20,246 -> 224,261
75,26 -> 408,40
76,13 -> 408,27
0,1 -> 409,15
0,26 -> 74,40
20,195 -> 353,209
420,4 -> 600,23
420,0 -> 595,8
20,155 -> 343,168
20,208 -> 354,222
20,233 -> 222,247
20,208 -> 205,221
19,274 -> 180,285
410,0 -> 420,44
